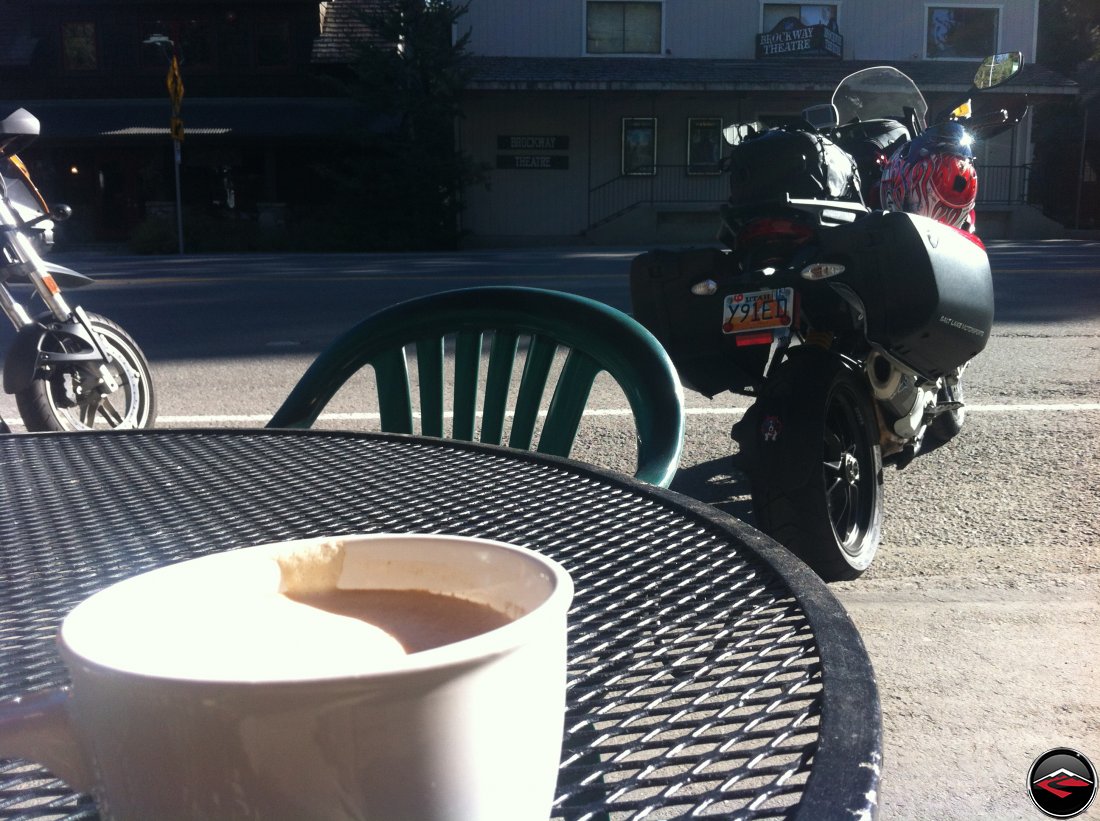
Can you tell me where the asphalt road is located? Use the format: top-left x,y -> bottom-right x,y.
1,240 -> 1098,819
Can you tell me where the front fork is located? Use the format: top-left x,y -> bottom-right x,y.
0,197 -> 119,394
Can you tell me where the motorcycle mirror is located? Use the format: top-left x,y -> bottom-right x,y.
973,52 -> 1024,90
801,103 -> 839,131
935,52 -> 1025,123
49,203 -> 72,222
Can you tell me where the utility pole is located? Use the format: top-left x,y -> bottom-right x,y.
145,34 -> 185,254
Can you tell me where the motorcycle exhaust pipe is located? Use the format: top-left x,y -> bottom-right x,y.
866,351 -> 902,400
865,352 -> 934,439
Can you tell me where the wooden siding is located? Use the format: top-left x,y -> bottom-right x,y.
461,0 -> 1037,63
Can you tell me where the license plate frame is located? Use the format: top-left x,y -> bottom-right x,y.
721,287 -> 794,335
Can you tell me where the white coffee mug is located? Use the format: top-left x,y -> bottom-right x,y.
0,533 -> 574,821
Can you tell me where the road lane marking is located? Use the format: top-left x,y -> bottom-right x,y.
145,402 -> 1100,424
4,403 -> 1096,429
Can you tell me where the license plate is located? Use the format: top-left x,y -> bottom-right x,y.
722,288 -> 794,334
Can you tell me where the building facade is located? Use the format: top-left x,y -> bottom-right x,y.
0,0 -> 358,247
0,0 -> 1079,248
456,0 -> 1077,245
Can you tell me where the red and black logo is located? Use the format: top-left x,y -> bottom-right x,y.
1028,748 -> 1096,818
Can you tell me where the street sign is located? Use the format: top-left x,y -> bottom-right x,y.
167,55 -> 184,143
166,55 -> 184,110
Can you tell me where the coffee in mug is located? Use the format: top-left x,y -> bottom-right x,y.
0,533 -> 573,821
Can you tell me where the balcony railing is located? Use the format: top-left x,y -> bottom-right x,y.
588,164 -> 1033,230
975,164 -> 1030,205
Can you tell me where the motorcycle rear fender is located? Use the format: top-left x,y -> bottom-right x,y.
3,316 -> 102,394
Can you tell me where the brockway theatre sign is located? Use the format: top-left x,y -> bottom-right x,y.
756,20 -> 842,59
496,135 -> 570,170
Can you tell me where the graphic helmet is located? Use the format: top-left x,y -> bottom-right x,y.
879,121 -> 977,229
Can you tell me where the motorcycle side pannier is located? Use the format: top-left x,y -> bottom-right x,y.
815,211 -> 993,377
629,248 -> 769,396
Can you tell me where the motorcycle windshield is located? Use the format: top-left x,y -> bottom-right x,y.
831,66 -> 928,127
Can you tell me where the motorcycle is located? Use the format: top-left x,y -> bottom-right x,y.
629,52 -> 1026,581
0,108 -> 156,433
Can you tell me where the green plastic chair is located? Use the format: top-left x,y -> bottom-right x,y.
267,286 -> 685,487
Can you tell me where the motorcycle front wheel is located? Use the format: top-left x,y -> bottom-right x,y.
740,349 -> 883,581
15,312 -> 156,432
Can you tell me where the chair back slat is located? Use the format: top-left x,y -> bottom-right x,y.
452,330 -> 482,440
481,330 -> 519,445
415,338 -> 445,438
374,348 -> 414,434
537,349 -> 600,457
508,335 -> 556,451
268,287 -> 685,487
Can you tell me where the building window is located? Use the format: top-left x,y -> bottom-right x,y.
761,4 -> 838,32
256,21 -> 291,67
622,118 -> 656,175
687,119 -> 723,175
179,20 -> 215,69
62,22 -> 98,71
926,6 -> 999,59
587,2 -> 661,55
139,20 -> 214,71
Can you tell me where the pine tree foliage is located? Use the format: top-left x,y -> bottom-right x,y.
323,0 -> 485,250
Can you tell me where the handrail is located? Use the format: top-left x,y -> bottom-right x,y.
588,163 -> 1033,230
588,165 -> 727,229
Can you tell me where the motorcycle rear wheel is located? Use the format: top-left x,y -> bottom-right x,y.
742,349 -> 883,581
15,312 -> 156,432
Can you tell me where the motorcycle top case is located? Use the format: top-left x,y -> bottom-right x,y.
629,247 -> 770,397
815,210 -> 993,377
727,128 -> 858,206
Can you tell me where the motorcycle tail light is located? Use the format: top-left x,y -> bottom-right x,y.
734,331 -> 774,347
738,218 -> 814,246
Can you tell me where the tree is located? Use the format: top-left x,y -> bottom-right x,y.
1036,0 -> 1100,75
321,0 -> 486,250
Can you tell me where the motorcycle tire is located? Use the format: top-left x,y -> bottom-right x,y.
15,312 -> 156,432
737,348 -> 883,581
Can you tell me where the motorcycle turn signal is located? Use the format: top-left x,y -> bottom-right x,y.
800,262 -> 846,280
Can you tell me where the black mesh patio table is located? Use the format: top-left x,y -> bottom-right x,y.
0,429 -> 881,820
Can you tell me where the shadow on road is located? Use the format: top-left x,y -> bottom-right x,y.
669,455 -> 756,523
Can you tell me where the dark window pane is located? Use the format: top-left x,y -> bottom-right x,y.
588,2 -> 660,54
623,4 -> 661,52
62,22 -> 98,71
256,21 -> 291,67
927,7 -> 998,58
180,20 -> 214,68
762,4 -> 838,31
